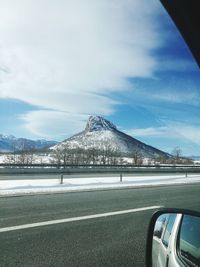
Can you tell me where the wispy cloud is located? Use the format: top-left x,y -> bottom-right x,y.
20,111 -> 88,139
126,126 -> 170,137
132,80 -> 200,106
0,0 -> 163,137
126,123 -> 200,145
151,90 -> 200,105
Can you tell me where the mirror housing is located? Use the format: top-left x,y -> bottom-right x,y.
146,208 -> 200,267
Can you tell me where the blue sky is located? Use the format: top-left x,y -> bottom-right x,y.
0,0 -> 200,156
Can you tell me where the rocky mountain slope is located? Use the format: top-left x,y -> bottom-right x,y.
52,116 -> 170,159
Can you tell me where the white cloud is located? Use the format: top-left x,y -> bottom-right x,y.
126,126 -> 170,137
150,90 -> 200,105
175,125 -> 200,144
21,111 -> 88,139
126,123 -> 200,145
0,0 -> 163,137
135,82 -> 200,106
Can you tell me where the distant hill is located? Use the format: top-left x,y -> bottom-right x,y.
190,156 -> 200,161
52,116 -> 170,159
0,134 -> 57,152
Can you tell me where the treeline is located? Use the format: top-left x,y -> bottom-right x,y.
156,147 -> 193,165
3,149 -> 37,165
52,146 -> 125,166
2,145 -> 193,166
2,146 -> 143,166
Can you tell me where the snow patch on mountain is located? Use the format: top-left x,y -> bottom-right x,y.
52,116 -> 170,158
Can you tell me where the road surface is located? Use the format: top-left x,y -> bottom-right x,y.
0,184 -> 200,267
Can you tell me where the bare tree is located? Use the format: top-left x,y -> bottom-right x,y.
87,148 -> 98,164
156,155 -> 167,164
53,148 -> 62,167
60,144 -> 70,167
51,143 -> 122,166
172,147 -> 182,158
171,147 -> 182,164
3,153 -> 16,164
131,149 -> 143,165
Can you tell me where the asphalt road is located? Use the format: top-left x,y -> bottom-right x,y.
0,184 -> 200,267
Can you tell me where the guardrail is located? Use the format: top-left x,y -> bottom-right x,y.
0,163 -> 200,168
0,164 -> 200,175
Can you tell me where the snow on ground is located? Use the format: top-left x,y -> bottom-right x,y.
0,155 -> 8,164
0,154 -> 54,164
1,174 -> 200,196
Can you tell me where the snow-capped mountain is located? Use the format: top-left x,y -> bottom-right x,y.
0,134 -> 57,152
52,116 -> 170,158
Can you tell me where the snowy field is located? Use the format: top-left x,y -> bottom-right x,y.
1,174 -> 200,196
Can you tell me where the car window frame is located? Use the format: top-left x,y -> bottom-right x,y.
161,214 -> 177,248
176,215 -> 200,267
153,214 -> 169,240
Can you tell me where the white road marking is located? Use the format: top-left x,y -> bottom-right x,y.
0,205 -> 161,233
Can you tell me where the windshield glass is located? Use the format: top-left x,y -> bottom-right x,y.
0,1 -> 199,267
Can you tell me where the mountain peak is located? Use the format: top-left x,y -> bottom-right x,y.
52,115 -> 169,158
85,116 -> 117,132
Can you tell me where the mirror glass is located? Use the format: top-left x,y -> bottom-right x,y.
151,213 -> 200,267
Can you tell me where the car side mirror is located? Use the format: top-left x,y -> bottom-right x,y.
146,209 -> 200,267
